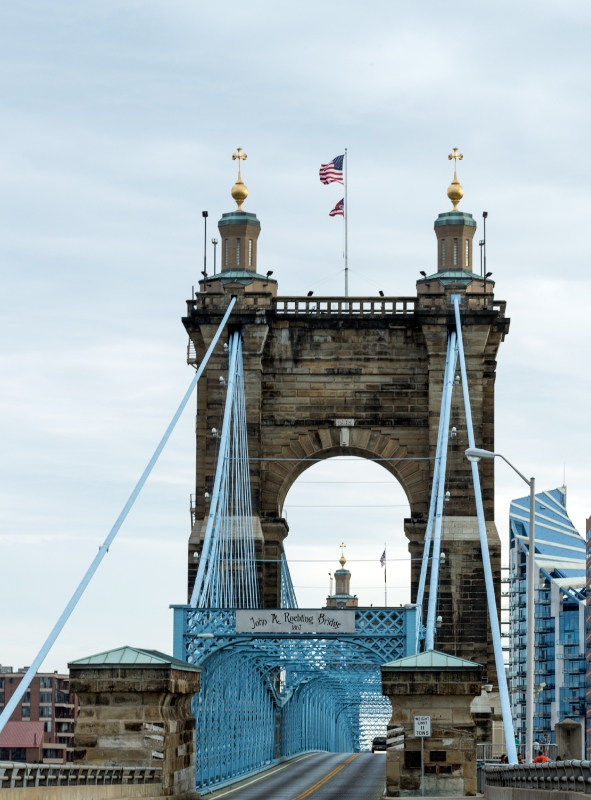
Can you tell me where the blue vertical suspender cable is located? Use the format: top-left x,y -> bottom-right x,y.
0,296 -> 237,735
191,330 -> 240,607
452,294 -> 517,765
424,332 -> 458,651
415,333 -> 456,650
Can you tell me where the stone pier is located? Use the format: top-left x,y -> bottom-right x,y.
69,647 -> 200,799
381,650 -> 486,797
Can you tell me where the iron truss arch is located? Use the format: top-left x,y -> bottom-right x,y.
173,606 -> 416,790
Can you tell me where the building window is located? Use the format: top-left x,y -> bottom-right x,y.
224,239 -> 229,267
453,238 -> 458,266
10,749 -> 26,762
40,677 -> 52,689
22,705 -> 30,719
39,706 -> 52,717
441,239 -> 445,266
0,749 -> 8,761
465,239 -> 469,268
44,721 -> 52,733
0,692 -> 4,705
23,691 -> 30,703
248,239 -> 253,267
236,238 -> 241,266
0,678 -> 4,689
43,749 -> 61,760
40,692 -> 52,703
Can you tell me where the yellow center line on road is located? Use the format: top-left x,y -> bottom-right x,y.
291,753 -> 359,800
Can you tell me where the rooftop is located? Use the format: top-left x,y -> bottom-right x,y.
510,487 -> 585,583
0,722 -> 44,749
68,646 -> 200,672
382,649 -> 482,670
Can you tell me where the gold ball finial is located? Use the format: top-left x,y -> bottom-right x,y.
339,542 -> 346,567
231,148 -> 248,210
447,147 -> 464,211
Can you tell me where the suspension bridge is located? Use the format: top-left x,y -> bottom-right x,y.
1,156 -> 516,799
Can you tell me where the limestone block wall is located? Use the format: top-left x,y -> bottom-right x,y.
184,287 -> 509,670
70,666 -> 200,798
381,664 -> 483,798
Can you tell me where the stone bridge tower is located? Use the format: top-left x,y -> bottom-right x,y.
183,151 -> 509,682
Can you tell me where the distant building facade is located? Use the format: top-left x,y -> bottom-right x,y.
508,488 -> 586,755
0,667 -> 78,763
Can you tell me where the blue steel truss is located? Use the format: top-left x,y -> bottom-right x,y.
172,605 -> 416,790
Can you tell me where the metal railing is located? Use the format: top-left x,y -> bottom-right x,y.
477,744 -> 558,763
273,297 -> 416,316
0,762 -> 162,789
485,760 -> 591,791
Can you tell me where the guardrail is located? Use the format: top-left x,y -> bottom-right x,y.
485,761 -> 591,792
0,762 -> 162,789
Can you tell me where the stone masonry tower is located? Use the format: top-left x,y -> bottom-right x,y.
184,148 -> 509,685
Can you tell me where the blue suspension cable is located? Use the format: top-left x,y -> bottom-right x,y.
452,294 -> 517,765
0,296 -> 237,735
191,331 -> 259,608
424,333 -> 458,651
415,332 -> 456,650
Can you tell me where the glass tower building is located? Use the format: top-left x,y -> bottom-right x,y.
508,488 -> 586,752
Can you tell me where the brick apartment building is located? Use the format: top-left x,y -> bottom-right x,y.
0,667 -> 78,763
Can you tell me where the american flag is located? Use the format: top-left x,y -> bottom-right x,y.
380,550 -> 386,567
319,155 -> 344,185
329,198 -> 344,217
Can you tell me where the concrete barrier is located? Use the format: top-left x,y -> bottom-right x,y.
0,763 -> 164,800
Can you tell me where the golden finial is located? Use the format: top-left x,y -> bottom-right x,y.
339,542 -> 346,567
231,148 -> 248,211
447,147 -> 464,211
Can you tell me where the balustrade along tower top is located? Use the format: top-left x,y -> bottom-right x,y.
183,151 -> 510,686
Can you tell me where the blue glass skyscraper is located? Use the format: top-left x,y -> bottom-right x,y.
508,488 -> 586,754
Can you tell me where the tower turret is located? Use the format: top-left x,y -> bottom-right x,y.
325,544 -> 358,608
198,148 -> 278,296
417,148 -> 494,295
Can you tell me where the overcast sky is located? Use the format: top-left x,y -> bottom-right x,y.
1,1 -> 590,671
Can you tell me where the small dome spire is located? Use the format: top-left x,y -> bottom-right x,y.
447,147 -> 464,211
339,542 -> 346,568
231,148 -> 248,210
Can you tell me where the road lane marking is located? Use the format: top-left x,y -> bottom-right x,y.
292,753 -> 359,800
205,752 -> 318,798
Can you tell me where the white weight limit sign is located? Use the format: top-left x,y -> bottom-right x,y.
414,715 -> 431,737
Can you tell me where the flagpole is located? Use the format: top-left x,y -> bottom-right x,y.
384,542 -> 387,607
344,148 -> 348,297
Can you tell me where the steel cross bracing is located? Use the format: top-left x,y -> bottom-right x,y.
173,606 -> 416,790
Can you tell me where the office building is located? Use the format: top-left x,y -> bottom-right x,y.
508,487 -> 586,755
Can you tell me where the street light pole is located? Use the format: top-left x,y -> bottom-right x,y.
465,447 -> 536,763
202,211 -> 208,279
526,475 -> 536,764
212,238 -> 218,275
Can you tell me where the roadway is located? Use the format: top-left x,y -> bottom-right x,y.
207,752 -> 386,800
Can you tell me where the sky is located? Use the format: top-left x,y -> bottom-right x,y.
1,0 -> 590,671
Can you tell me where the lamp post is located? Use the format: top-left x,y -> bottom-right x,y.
202,211 -> 208,279
212,238 -> 218,275
466,447 -> 535,764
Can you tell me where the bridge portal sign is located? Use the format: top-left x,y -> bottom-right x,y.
236,608 -> 356,634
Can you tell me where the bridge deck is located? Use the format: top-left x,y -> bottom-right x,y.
206,752 -> 385,800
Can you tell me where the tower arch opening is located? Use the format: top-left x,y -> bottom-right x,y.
280,455 -> 411,609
